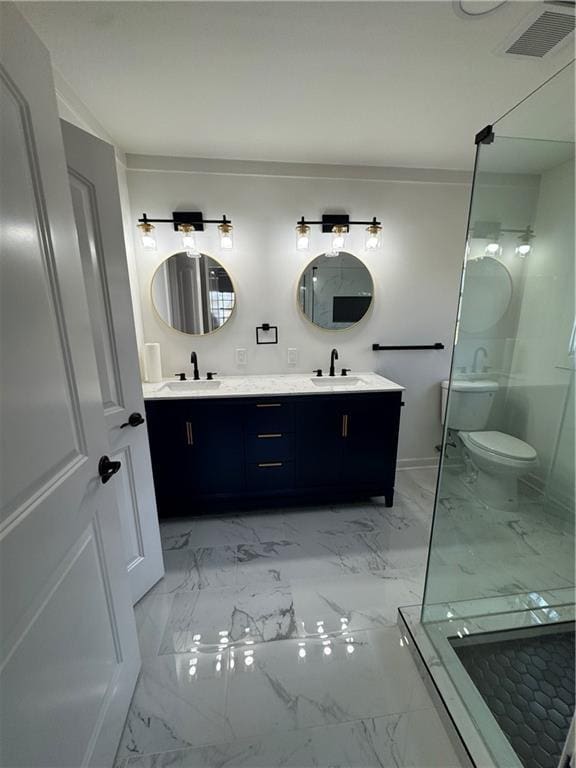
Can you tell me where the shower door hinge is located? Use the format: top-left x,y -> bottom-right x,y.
475,125 -> 495,145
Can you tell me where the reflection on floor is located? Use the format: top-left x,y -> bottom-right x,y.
426,465 -> 575,606
115,468 -> 463,768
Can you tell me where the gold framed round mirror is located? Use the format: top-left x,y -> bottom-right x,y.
297,251 -> 374,330
151,252 -> 236,335
459,256 -> 512,333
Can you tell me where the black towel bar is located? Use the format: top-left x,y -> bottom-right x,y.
372,342 -> 445,351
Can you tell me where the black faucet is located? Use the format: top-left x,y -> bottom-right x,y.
329,348 -> 339,377
190,351 -> 200,381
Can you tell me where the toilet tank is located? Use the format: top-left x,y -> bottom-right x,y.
441,380 -> 499,431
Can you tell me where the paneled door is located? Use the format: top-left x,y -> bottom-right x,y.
62,120 -> 164,604
0,6 -> 140,767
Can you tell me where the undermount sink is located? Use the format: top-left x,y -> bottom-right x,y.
161,380 -> 222,392
311,376 -> 363,386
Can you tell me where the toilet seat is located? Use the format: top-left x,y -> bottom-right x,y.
460,430 -> 536,461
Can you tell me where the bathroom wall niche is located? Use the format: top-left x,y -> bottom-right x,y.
151,252 -> 236,335
297,251 -> 374,330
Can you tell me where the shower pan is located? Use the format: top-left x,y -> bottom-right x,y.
399,63 -> 575,768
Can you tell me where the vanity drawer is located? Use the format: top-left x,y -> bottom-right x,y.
246,432 -> 294,463
248,400 -> 294,433
246,461 -> 294,491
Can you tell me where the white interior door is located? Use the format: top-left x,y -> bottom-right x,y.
0,6 -> 140,766
61,120 -> 164,604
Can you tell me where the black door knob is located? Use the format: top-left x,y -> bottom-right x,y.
120,412 -> 145,429
98,455 -> 121,484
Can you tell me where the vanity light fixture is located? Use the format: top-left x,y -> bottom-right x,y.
137,221 -> 157,251
515,226 -> 533,257
178,224 -> 200,257
295,213 -> 382,256
296,218 -> 311,251
485,239 -> 502,257
218,220 -> 234,250
136,212 -> 234,253
365,217 -> 382,250
329,225 -> 347,257
473,221 -> 535,260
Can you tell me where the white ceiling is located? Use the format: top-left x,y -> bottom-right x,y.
19,1 -> 575,170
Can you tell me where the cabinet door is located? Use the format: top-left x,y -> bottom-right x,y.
185,400 -> 245,496
145,401 -> 190,511
343,393 -> 402,488
295,397 -> 346,487
145,399 -> 245,509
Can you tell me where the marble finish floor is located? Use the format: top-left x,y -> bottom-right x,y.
115,468 -> 463,767
427,466 -> 575,607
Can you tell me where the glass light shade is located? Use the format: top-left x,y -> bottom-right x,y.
296,223 -> 310,251
219,223 -> 234,250
331,226 -> 347,252
484,241 -> 502,256
515,243 -> 531,257
515,229 -> 533,257
365,223 -> 382,250
179,224 -> 199,256
138,222 -> 157,251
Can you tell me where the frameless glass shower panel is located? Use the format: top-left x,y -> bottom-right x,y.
411,62 -> 576,768
423,134 -> 575,616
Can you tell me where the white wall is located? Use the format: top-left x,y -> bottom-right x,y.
505,157 -> 575,508
126,158 -> 472,465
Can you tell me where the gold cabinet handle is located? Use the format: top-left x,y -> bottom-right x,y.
256,403 -> 282,408
257,433 -> 282,439
342,414 -> 349,438
185,421 -> 193,445
258,462 -> 283,468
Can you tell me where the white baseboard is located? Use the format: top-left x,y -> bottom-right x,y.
397,457 -> 440,471
520,473 -> 574,515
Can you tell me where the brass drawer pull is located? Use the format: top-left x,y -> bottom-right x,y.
258,462 -> 283,468
257,433 -> 282,439
185,421 -> 193,445
256,403 -> 282,408
342,414 -> 349,438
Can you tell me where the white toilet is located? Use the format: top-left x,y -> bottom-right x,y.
441,380 -> 538,509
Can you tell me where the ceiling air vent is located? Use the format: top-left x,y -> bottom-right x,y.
505,9 -> 575,57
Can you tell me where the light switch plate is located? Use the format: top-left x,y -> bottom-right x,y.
287,348 -> 298,366
235,348 -> 248,366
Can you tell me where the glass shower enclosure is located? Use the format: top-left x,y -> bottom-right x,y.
400,64 -> 575,768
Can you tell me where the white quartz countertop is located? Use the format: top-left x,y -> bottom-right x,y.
142,372 -> 404,400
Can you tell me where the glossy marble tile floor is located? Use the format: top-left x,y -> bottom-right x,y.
115,468 -> 463,768
426,466 -> 575,607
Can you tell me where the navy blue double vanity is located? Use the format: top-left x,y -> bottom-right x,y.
144,373 -> 403,516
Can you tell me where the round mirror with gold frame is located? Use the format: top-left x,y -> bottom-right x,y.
297,251 -> 374,330
459,256 -> 512,333
151,252 -> 236,335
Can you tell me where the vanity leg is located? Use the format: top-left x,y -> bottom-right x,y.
385,490 -> 394,508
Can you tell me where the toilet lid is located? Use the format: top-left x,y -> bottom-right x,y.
465,431 -> 537,461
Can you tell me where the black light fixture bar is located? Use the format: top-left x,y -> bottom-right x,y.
297,214 -> 381,233
472,221 -> 534,238
138,211 -> 232,232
